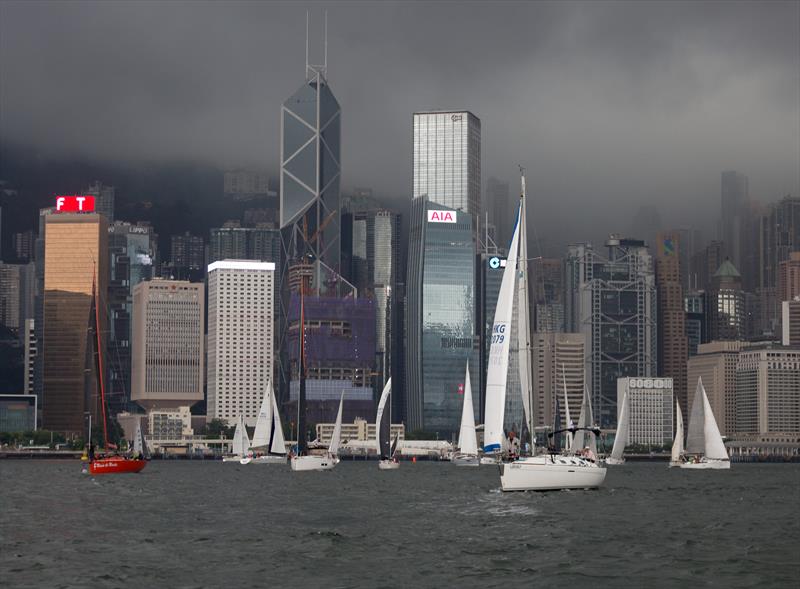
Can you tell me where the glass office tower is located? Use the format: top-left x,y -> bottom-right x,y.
406,197 -> 476,436
412,111 -> 481,219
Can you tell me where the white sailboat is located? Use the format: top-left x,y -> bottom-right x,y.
290,389 -> 340,472
669,399 -> 684,468
376,378 -> 399,470
249,382 -> 287,464
454,364 -> 479,466
490,171 -> 606,491
606,389 -> 629,465
679,377 -> 730,470
223,415 -> 251,463
131,422 -> 149,459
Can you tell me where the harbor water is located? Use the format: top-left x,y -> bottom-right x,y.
1,460 -> 798,588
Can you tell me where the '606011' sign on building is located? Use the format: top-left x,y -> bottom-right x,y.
55,195 -> 95,212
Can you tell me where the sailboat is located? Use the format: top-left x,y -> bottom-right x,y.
376,378 -> 400,469
454,364 -> 479,466
571,384 -> 599,460
248,382 -> 287,464
487,171 -> 606,491
290,283 -> 338,472
669,399 -> 684,468
679,377 -> 730,470
131,421 -> 149,460
223,415 -> 252,463
87,270 -> 146,475
606,389 -> 629,465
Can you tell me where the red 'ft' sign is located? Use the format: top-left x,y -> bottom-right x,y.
56,195 -> 95,212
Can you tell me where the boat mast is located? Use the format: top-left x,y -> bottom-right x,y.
298,281 -> 307,456
92,268 -> 110,449
517,167 -> 534,447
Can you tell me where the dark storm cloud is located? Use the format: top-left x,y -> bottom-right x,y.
1,1 -> 798,244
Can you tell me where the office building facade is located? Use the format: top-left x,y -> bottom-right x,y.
207,261 -> 274,425
131,279 -> 204,411
706,260 -> 745,341
532,332 -> 586,429
565,237 -> 657,427
686,340 -> 743,436
406,198 -> 476,435
85,180 -> 115,222
735,345 -> 800,435
617,377 -> 674,446
41,212 -> 108,435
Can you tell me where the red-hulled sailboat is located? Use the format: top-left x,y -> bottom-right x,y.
85,270 -> 146,475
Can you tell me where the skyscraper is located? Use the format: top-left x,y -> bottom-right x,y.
85,180 -> 115,222
207,261 -> 275,426
168,232 -> 204,281
280,47 -> 342,292
655,231 -> 688,419
41,211 -> 108,435
565,237 -> 657,427
412,111 -> 481,219
687,341 -> 742,437
707,260 -> 745,341
531,332 -> 586,429
720,171 -> 748,267
406,197 -> 476,435
758,195 -> 800,334
487,177 -> 511,247
131,279 -> 204,411
531,257 -> 565,332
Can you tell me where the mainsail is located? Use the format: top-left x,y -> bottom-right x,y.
232,416 -> 250,457
685,378 -> 707,455
700,378 -> 728,460
251,388 -> 272,449
610,390 -> 629,462
269,384 -> 287,455
376,378 -> 392,459
484,204 -> 522,453
329,391 -> 345,457
457,364 -> 478,456
516,174 -> 533,438
671,400 -> 684,462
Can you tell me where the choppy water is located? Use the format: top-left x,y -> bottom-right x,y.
1,460 -> 798,588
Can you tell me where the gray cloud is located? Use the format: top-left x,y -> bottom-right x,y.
1,0 -> 797,246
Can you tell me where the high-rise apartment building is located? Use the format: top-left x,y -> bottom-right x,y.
223,170 -> 271,199
412,111 -> 481,219
735,344 -> 800,435
207,260 -> 274,426
42,212 -> 108,435
655,231 -> 688,418
532,332 -> 585,429
0,263 -> 22,332
686,341 -> 743,436
85,180 -> 115,222
131,279 -> 204,411
406,198 -> 476,435
23,319 -> 36,396
12,230 -> 35,263
720,171 -> 748,267
706,260 -> 745,341
781,299 -> 800,347
565,237 -> 657,427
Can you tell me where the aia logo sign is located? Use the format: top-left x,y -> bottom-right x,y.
427,210 -> 457,223
56,195 -> 95,212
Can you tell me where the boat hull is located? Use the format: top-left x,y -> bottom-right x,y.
290,454 -> 337,471
480,455 -> 500,465
89,457 -> 147,475
679,459 -> 730,470
452,454 -> 480,467
222,455 -> 245,463
378,459 -> 400,470
250,455 -> 286,464
500,455 -> 607,491
605,457 -> 625,466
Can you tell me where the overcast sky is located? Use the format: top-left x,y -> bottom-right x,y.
1,1 -> 798,246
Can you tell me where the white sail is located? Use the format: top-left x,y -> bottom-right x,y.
671,400 -> 684,462
484,204 -> 522,453
270,383 -> 287,455
232,417 -> 246,456
563,377 -> 573,452
700,378 -> 728,460
375,378 -> 392,455
251,389 -> 272,449
516,178 -> 533,435
133,422 -> 144,455
610,390 -> 629,461
685,378 -> 706,455
572,385 -> 589,451
457,364 -> 478,456
329,391 -> 345,457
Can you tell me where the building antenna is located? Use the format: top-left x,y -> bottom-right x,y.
324,11 -> 328,72
305,11 -> 310,80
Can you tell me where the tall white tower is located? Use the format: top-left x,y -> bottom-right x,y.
207,260 -> 275,425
